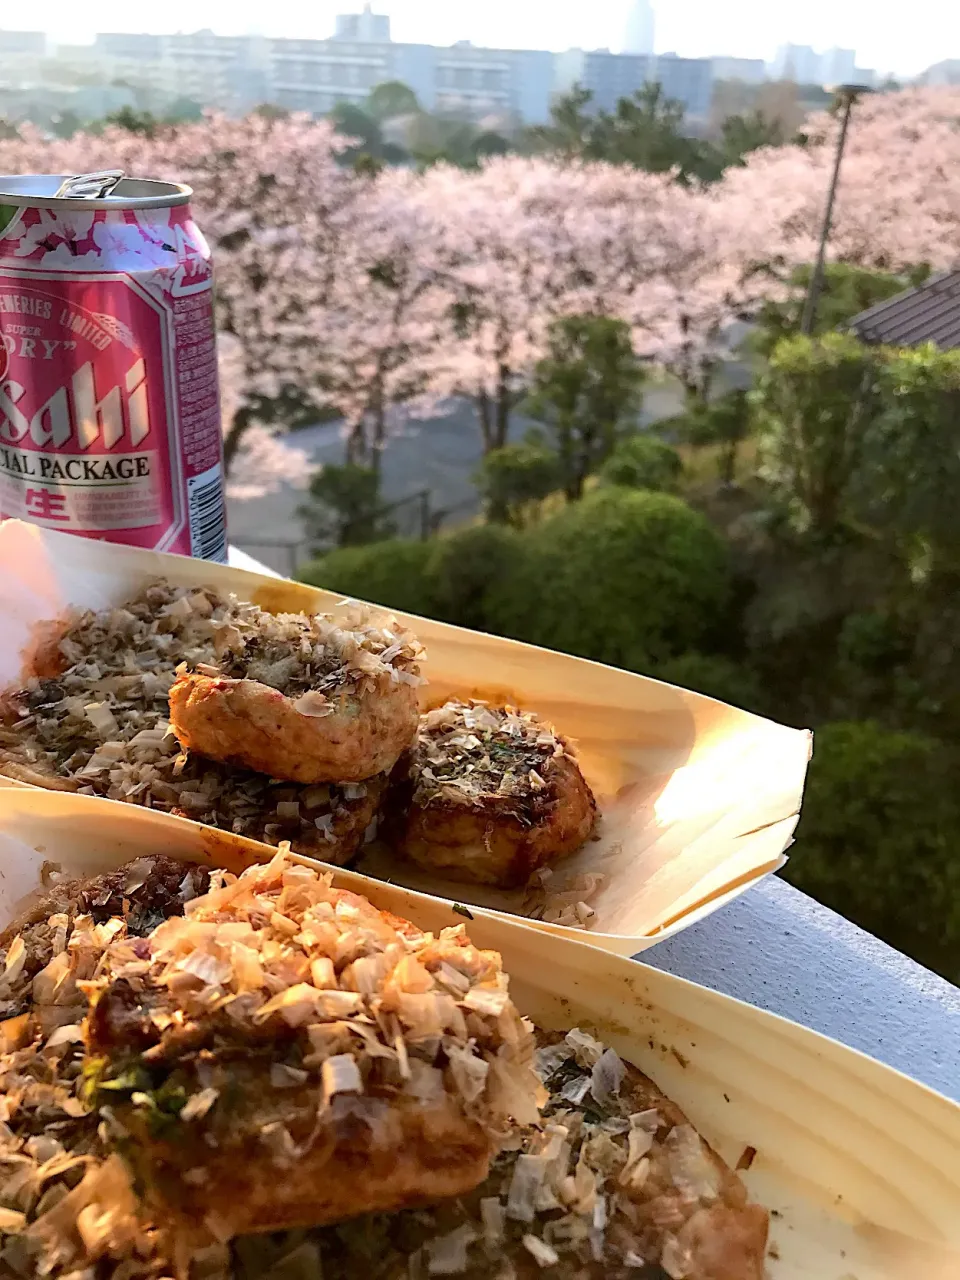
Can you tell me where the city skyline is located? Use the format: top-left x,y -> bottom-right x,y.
1,1 -> 957,77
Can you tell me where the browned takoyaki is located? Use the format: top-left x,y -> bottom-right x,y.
389,700 -> 597,889
83,849 -> 541,1243
168,604 -> 423,784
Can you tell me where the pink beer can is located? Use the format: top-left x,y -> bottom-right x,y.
0,170 -> 227,561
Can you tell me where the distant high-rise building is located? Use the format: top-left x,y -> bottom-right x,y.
769,42 -> 861,87
711,56 -> 766,84
92,30 -> 266,111
622,0 -> 655,55
0,29 -> 47,56
917,59 -> 960,86
333,4 -> 391,44
654,53 -> 713,117
266,32 -> 553,123
559,48 -> 712,119
821,47 -> 856,85
771,43 -> 821,84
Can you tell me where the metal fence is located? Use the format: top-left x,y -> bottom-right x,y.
234,487 -> 481,578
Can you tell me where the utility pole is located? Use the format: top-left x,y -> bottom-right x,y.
800,84 -> 872,336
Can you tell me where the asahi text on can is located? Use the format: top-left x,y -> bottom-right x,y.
0,171 -> 227,561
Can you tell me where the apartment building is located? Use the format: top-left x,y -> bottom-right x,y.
557,48 -> 713,118
1,8 -> 713,126
267,32 -> 553,123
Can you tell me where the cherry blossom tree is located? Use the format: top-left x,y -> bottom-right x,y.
413,157 -> 714,450
0,114 -> 353,495
216,332 -> 311,499
4,86 -> 956,482
715,86 -> 960,278
222,424 -> 311,500
306,167 -> 448,472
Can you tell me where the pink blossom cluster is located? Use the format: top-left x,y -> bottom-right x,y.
1,87 -> 957,496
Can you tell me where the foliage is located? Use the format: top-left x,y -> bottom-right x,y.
487,488 -> 732,669
718,110 -> 786,166
164,96 -> 205,124
251,103 -> 291,121
754,335 -> 960,558
100,101 -> 204,136
366,81 -> 420,121
473,434 -> 561,524
709,79 -> 820,147
523,86 -> 595,159
597,433 -> 682,492
784,722 -> 960,982
425,525 -> 524,631
751,263 -> 915,357
299,538 -> 437,617
102,107 -> 161,137
410,116 -> 511,169
860,344 -> 960,558
524,315 -> 645,500
328,101 -> 408,168
752,333 -> 884,537
528,84 -> 717,182
297,464 -> 394,552
652,652 -> 766,715
675,390 -> 753,484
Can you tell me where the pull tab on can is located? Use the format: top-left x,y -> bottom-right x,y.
53,170 -> 125,200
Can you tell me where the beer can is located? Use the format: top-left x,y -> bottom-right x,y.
0,171 -> 228,561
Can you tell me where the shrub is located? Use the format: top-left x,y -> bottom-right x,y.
299,538 -> 436,617
426,524 -> 524,631
674,390 -> 752,484
473,437 -> 561,525
858,343 -> 960,556
524,313 -> 645,500
652,652 -> 766,715
297,463 -> 393,553
486,487 -> 732,669
598,434 -> 682,492
784,721 -> 960,982
752,332 -> 884,536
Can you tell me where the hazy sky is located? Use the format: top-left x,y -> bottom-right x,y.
10,1 -> 960,77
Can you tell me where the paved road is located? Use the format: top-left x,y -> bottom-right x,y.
225,381 -> 716,576
227,404 -> 487,575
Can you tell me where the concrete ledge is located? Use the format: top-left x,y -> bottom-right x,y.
641,874 -> 960,1102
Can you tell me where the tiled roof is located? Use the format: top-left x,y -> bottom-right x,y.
847,270 -> 960,349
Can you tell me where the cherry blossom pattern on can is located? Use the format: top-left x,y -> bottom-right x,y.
0,173 -> 227,560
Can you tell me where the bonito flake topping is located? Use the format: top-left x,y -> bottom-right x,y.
80,847 -> 543,1243
0,855 -> 767,1279
0,581 -> 416,861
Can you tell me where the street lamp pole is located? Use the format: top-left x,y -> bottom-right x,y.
800,84 -> 870,336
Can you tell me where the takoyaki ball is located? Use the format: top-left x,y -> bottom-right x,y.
169,605 -> 423,785
391,699 -> 597,889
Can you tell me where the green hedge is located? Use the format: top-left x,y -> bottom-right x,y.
299,526 -> 523,627
299,539 -> 436,617
485,487 -> 732,669
785,721 -> 960,982
425,524 -> 523,631
597,435 -> 683,491
300,491 -> 730,670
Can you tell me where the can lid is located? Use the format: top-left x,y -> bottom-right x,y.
53,170 -> 126,199
0,173 -> 192,210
